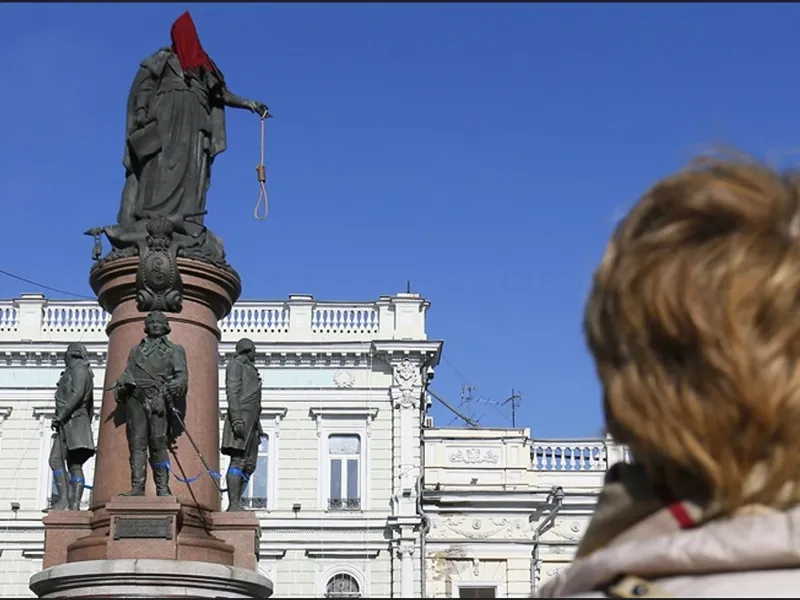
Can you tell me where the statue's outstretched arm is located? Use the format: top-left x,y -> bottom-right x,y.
221,88 -> 269,119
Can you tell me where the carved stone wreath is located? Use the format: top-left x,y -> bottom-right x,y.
393,358 -> 422,409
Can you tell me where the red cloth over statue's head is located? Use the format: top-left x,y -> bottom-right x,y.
170,11 -> 213,72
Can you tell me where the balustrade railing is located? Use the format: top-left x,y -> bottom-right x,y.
0,293 -> 428,344
531,440 -> 609,471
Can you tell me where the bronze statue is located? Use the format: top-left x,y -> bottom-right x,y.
221,338 -> 263,511
114,311 -> 188,496
86,10 -> 269,266
48,343 -> 96,511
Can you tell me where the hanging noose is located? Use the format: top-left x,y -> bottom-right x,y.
254,110 -> 270,221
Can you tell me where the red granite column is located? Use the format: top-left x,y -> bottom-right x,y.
89,257 -> 241,513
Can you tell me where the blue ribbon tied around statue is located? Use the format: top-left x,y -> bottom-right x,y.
154,461 -> 252,493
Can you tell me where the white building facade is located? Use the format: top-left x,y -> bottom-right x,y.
0,294 -> 624,598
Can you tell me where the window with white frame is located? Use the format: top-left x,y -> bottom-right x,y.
242,434 -> 269,509
311,407 -> 376,512
325,573 -> 362,598
327,433 -> 361,511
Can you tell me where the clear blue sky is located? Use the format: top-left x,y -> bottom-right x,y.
1,3 -> 798,438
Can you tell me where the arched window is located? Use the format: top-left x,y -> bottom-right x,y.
325,573 -> 361,598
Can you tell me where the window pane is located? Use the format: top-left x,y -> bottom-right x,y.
260,434 -> 269,455
326,573 -> 361,598
249,455 -> 268,500
329,434 -> 360,456
330,459 -> 342,500
346,458 -> 359,499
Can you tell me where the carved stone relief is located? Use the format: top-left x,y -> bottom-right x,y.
544,565 -> 568,578
431,516 -> 532,540
447,447 -> 501,465
333,370 -> 354,388
391,358 -> 422,409
545,520 -> 584,542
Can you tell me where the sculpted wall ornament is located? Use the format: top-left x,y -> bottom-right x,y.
546,521 -> 584,542
333,370 -> 354,388
392,358 -> 422,409
432,516 -> 531,540
135,217 -> 184,313
545,566 -> 568,578
447,447 -> 501,465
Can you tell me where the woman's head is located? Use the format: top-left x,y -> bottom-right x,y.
585,151 -> 800,512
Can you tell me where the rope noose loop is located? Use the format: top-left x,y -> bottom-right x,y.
254,112 -> 269,221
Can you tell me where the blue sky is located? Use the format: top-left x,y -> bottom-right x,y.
1,3 -> 799,438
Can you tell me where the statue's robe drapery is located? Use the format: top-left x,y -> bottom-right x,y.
118,48 -> 228,231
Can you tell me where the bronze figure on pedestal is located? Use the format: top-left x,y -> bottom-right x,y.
221,338 -> 264,511
114,311 -> 188,496
48,343 -> 96,511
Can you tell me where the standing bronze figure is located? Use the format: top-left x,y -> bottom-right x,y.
221,338 -> 263,511
87,10 -> 270,265
114,311 -> 188,496
49,343 -> 96,511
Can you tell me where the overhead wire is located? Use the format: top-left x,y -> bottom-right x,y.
0,268 -> 93,300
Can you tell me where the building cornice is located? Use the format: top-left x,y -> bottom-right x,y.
0,341 -> 443,369
371,340 -> 443,367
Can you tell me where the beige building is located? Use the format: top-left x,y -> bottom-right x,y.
0,293 -> 622,598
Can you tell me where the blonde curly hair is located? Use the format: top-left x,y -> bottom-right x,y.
585,151 -> 800,512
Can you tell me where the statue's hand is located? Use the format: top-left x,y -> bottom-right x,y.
248,100 -> 270,119
114,380 -> 134,403
134,108 -> 148,128
166,380 -> 183,397
232,421 -> 246,438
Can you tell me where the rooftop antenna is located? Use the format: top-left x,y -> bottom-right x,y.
406,280 -> 412,293
460,384 -> 478,424
501,388 -> 523,428
427,389 -> 480,428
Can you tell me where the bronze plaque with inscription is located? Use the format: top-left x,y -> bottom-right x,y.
113,516 -> 174,540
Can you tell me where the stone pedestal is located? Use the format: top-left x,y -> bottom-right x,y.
211,511 -> 263,570
66,496 -> 239,565
33,256 -> 271,598
41,511 -> 93,569
30,559 -> 274,598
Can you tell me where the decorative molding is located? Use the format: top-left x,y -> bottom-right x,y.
545,521 -> 585,542
306,548 -> 381,559
395,545 -> 415,560
333,370 -> 355,388
258,548 -> 287,560
447,447 -> 501,465
0,405 -> 11,438
218,406 -> 287,436
309,407 -> 379,438
544,565 -> 568,578
431,516 -> 532,540
390,357 -> 423,409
